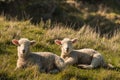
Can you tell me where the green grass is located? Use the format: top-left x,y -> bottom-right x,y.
0,15 -> 120,80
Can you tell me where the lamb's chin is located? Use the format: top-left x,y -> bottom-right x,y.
19,53 -> 25,57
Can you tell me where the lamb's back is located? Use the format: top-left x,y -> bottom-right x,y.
28,52 -> 55,68
73,48 -> 99,64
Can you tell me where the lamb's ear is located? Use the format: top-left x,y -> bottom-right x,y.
12,39 -> 19,46
71,38 -> 77,43
30,40 -> 36,45
54,40 -> 62,45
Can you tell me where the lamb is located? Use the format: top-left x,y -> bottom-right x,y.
55,38 -> 114,69
12,38 -> 65,73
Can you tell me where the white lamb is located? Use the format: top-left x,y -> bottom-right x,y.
12,38 -> 65,73
55,38 -> 114,69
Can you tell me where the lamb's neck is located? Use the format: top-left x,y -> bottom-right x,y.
18,57 -> 26,63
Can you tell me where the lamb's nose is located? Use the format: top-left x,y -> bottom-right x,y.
66,48 -> 69,52
22,49 -> 25,53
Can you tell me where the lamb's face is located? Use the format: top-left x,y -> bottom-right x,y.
55,38 -> 77,55
18,39 -> 30,55
61,39 -> 73,55
12,38 -> 36,57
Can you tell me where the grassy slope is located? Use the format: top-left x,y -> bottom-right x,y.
0,1 -> 120,80
0,16 -> 120,80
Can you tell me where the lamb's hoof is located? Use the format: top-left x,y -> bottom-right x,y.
108,64 -> 115,69
77,65 -> 85,69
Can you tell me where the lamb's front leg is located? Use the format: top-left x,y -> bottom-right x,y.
15,59 -> 27,70
64,57 -> 77,66
77,64 -> 93,69
77,54 -> 103,69
14,64 -> 25,71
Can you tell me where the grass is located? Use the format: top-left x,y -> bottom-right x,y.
0,15 -> 120,80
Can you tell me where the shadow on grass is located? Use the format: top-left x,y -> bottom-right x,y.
0,45 -> 9,55
61,72 -> 94,80
113,67 -> 120,72
86,14 -> 120,38
0,72 -> 14,80
0,43 -> 13,55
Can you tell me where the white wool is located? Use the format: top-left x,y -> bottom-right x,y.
12,38 -> 65,73
55,38 -> 114,69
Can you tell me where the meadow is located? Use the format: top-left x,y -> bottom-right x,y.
0,16 -> 120,80
0,0 -> 120,80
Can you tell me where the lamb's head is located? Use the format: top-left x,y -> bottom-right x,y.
55,38 -> 77,55
12,38 -> 36,57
